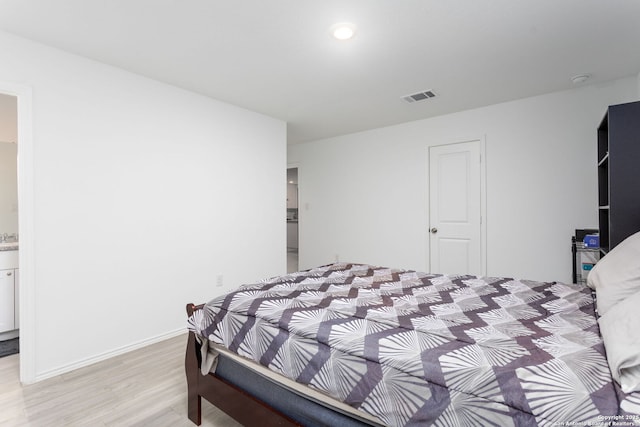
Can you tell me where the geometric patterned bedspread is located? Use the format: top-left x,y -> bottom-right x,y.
188,263 -> 640,426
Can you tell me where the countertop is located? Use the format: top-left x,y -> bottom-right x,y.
0,243 -> 19,251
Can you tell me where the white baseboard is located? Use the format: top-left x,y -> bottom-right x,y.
32,328 -> 186,383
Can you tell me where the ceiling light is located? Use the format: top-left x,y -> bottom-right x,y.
571,74 -> 591,84
330,23 -> 356,40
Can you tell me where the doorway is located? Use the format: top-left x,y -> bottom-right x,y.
428,139 -> 486,276
286,167 -> 299,273
0,82 -> 34,384
0,94 -> 19,350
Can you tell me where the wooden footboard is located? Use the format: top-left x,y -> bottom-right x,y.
185,303 -> 301,426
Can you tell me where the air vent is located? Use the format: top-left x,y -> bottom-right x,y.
402,90 -> 437,103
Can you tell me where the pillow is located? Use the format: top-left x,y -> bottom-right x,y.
587,230 -> 640,315
599,289 -> 640,393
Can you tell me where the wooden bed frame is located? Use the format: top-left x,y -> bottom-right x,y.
185,303 -> 301,426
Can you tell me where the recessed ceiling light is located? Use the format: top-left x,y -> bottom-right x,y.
571,74 -> 591,84
330,22 -> 357,40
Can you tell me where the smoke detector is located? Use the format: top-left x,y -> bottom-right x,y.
402,90 -> 437,103
571,74 -> 591,84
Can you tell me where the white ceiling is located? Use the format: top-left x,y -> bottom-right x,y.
0,1 -> 639,144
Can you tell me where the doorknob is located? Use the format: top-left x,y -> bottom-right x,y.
430,228 -> 438,234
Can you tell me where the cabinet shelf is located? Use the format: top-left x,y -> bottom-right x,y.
597,101 -> 640,252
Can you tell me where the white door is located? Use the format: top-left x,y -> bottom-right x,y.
429,140 -> 484,275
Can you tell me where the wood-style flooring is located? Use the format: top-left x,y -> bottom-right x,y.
0,334 -> 241,426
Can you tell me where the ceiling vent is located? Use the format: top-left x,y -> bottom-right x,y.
402,90 -> 437,104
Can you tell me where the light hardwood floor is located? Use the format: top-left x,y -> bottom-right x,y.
0,334 -> 242,427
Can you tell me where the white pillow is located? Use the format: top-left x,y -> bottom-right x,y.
587,230 -> 640,315
599,289 -> 640,393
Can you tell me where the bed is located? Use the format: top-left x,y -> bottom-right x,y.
186,233 -> 640,426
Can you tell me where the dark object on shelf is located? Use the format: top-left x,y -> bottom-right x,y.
572,229 -> 599,285
597,100 -> 640,254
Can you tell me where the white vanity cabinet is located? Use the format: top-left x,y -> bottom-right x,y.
0,269 -> 16,332
0,250 -> 18,334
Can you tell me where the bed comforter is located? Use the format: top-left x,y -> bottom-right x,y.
189,263 -> 640,426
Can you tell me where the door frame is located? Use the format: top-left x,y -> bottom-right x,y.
0,81 -> 35,384
287,162 -> 300,271
427,136 -> 487,276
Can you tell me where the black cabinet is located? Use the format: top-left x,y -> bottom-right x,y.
597,100 -> 640,253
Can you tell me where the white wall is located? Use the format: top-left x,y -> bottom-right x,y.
0,30 -> 286,380
289,77 -> 639,283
